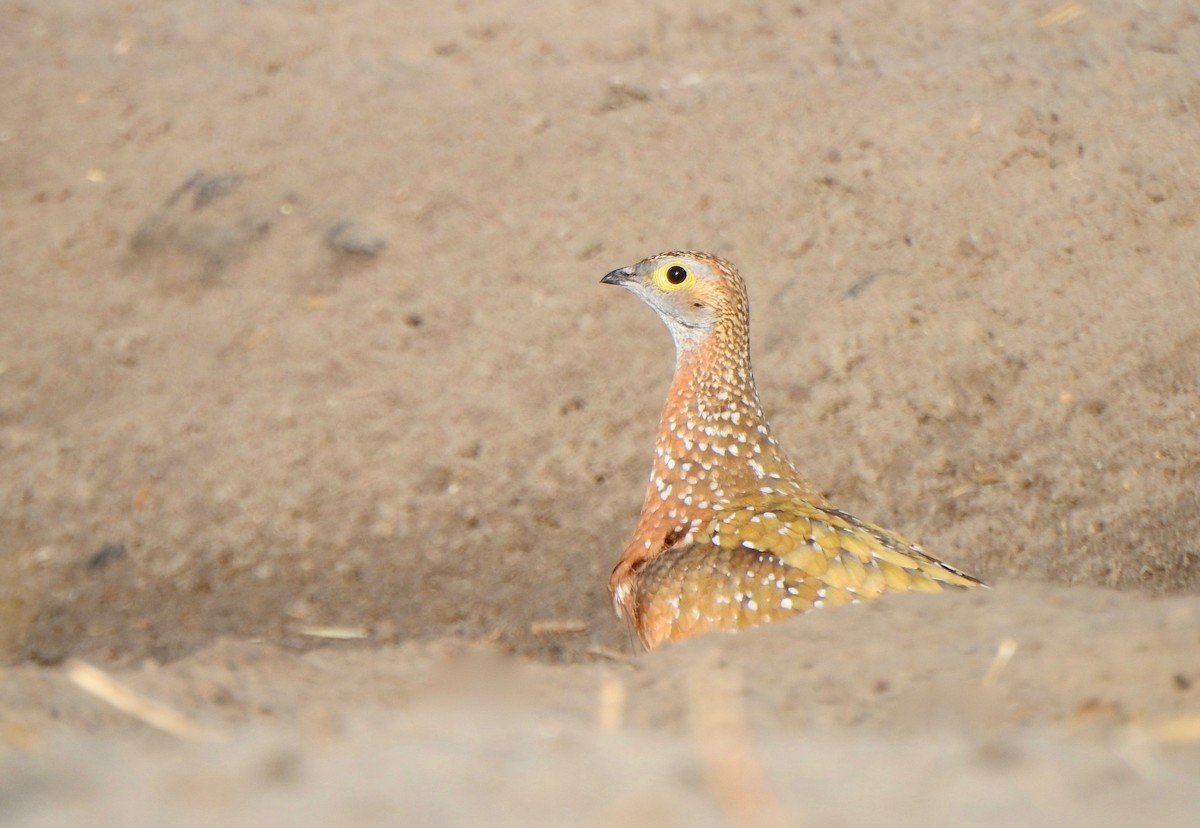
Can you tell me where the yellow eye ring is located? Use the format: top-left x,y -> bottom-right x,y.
652,262 -> 694,292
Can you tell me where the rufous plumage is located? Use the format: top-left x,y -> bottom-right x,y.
602,251 -> 984,650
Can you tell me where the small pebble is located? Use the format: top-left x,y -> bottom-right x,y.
325,221 -> 386,257
88,542 -> 127,571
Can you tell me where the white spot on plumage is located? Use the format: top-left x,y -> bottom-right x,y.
612,582 -> 630,615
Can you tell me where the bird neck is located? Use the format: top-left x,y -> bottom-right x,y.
644,325 -> 802,517
669,334 -> 764,435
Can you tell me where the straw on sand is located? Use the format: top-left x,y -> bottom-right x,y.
66,659 -> 227,743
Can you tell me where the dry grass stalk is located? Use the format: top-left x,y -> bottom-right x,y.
66,659 -> 226,743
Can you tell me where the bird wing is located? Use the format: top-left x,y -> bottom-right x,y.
629,494 -> 983,647
705,494 -> 983,602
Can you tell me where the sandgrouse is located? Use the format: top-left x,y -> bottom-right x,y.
602,251 -> 984,650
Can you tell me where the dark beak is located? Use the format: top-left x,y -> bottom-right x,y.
601,266 -> 634,286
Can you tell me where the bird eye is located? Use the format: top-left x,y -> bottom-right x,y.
654,262 -> 694,292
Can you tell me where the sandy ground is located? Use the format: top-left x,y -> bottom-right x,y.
1,0 -> 1198,824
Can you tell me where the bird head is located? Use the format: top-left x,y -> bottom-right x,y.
601,251 -> 747,352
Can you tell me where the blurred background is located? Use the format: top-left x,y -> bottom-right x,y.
1,1 -> 1198,824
